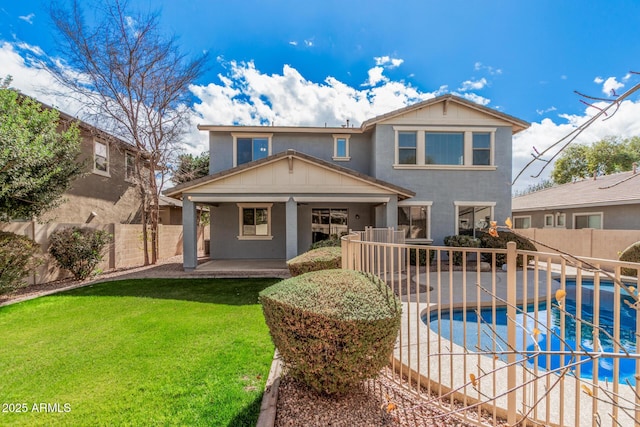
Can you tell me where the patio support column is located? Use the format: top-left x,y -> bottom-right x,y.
182,196 -> 198,271
285,197 -> 298,260
385,195 -> 398,229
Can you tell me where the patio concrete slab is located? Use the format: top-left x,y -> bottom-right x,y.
193,259 -> 290,279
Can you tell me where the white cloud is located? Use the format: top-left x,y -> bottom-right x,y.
623,73 -> 632,82
594,76 -> 604,84
303,39 -> 313,47
457,92 -> 490,106
289,41 -> 297,46
512,99 -> 640,191
18,13 -> 35,24
601,76 -> 624,95
474,62 -> 502,75
458,77 -> 487,91
363,66 -> 388,87
374,56 -> 404,69
536,106 -> 557,115
189,59 -> 436,137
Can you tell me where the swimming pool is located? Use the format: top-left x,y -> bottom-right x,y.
425,279 -> 638,385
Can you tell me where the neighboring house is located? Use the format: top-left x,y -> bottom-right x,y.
158,195 -> 208,225
512,169 -> 640,230
38,108 -> 144,225
164,94 -> 529,269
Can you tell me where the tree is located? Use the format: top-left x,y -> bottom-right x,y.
46,0 -> 207,264
172,152 -> 210,185
551,136 -> 640,184
0,78 -> 83,221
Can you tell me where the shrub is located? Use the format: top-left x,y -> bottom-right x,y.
0,231 -> 43,294
477,230 -> 537,267
443,235 -> 481,266
287,246 -> 342,277
309,238 -> 341,250
408,246 -> 435,266
619,241 -> 640,277
259,269 -> 401,395
48,227 -> 112,280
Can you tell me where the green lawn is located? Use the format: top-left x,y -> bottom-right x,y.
0,278 -> 278,426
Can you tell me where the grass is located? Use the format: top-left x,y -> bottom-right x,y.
0,278 -> 279,426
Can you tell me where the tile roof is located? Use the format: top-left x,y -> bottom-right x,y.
512,171 -> 640,211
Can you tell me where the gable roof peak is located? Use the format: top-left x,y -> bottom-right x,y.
361,93 -> 529,133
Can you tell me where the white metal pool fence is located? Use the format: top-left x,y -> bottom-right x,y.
341,231 -> 640,427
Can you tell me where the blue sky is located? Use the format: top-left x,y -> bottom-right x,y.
1,0 -> 640,190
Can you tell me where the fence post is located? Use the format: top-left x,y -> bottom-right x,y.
341,234 -> 349,270
506,241 -> 517,425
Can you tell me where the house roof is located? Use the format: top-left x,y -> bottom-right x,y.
361,94 -> 530,133
164,149 -> 416,200
512,171 -> 640,211
158,195 -> 183,207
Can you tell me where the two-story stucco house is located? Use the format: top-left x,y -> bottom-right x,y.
165,94 -> 529,270
37,107 -> 145,225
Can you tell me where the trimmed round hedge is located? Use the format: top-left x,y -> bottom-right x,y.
259,269 -> 401,395
0,231 -> 42,294
286,246 -> 342,277
619,241 -> 640,277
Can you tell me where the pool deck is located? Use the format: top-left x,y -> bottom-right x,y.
390,267 -> 638,426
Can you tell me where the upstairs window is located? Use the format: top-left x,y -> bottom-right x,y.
472,133 -> 491,165
93,140 -> 109,175
232,133 -> 272,166
394,127 -> 495,169
332,135 -> 350,160
425,132 -> 463,165
398,131 -> 417,164
125,152 -> 136,181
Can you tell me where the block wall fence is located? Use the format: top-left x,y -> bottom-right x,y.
1,222 -> 209,285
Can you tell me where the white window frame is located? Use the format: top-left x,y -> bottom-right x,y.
237,203 -> 273,240
513,215 -> 532,229
397,201 -> 433,242
393,126 -> 496,170
544,214 -> 554,228
332,134 -> 351,161
555,212 -> 566,228
573,212 -> 603,230
125,151 -> 136,182
453,201 -> 496,235
93,139 -> 110,176
232,133 -> 273,167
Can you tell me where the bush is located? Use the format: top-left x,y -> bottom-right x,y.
443,235 -> 481,266
259,269 -> 401,395
619,241 -> 640,277
287,246 -> 342,277
48,227 -> 112,280
408,246 -> 435,266
309,238 -> 341,250
0,231 -> 43,294
477,230 -> 537,267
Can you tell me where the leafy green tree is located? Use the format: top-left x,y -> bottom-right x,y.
551,137 -> 640,184
0,78 -> 83,221
172,152 -> 210,185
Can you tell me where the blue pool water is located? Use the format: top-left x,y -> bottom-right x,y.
425,279 -> 638,385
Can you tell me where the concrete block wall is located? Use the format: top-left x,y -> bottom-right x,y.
517,228 -> 640,261
1,222 -> 207,285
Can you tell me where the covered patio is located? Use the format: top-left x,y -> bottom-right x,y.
164,150 -> 414,270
